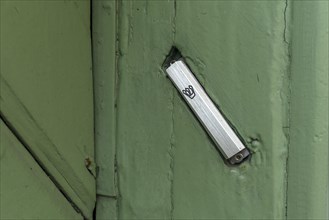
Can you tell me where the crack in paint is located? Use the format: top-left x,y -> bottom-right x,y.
283,0 -> 289,45
172,0 -> 176,43
168,1 -> 177,219
114,0 -> 121,219
282,0 -> 292,219
168,87 -> 175,220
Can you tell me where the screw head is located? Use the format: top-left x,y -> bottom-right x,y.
235,153 -> 243,161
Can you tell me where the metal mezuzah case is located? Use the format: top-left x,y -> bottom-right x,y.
165,58 -> 249,165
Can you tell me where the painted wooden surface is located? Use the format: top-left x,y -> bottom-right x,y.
115,1 -> 287,219
93,0 -> 117,197
0,120 -> 83,220
0,0 -> 95,218
92,1 -> 119,219
94,0 -> 328,219
287,1 -> 328,219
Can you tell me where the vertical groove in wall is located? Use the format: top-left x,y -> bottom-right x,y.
168,1 -> 177,219
172,0 -> 176,43
168,91 -> 175,220
114,0 -> 121,219
283,0 -> 292,219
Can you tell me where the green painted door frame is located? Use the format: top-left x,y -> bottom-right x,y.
1,0 -> 95,219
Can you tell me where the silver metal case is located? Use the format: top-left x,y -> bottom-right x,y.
165,60 -> 249,164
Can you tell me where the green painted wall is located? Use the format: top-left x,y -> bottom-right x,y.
1,0 -> 326,219
116,1 -> 287,219
0,120 -> 83,220
94,0 -> 328,219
